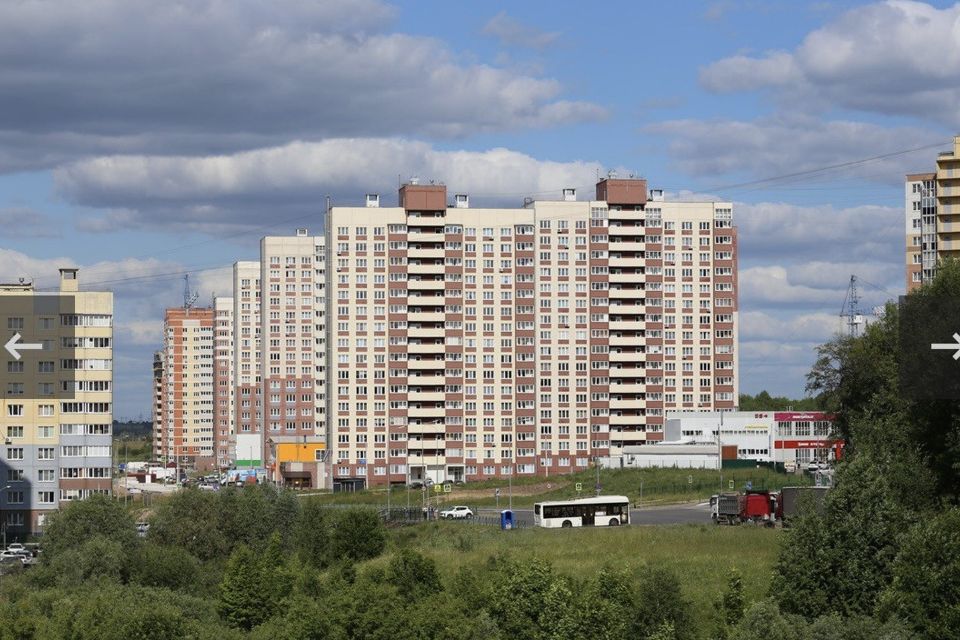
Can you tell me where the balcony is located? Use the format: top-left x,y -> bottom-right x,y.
408,342 -> 445,354
408,311 -> 445,322
407,279 -> 445,290
607,209 -> 644,220
610,335 -> 643,347
408,406 -> 446,418
408,374 -> 445,385
407,358 -> 445,370
407,424 -> 445,437
608,241 -> 645,252
609,320 -> 644,330
609,304 -> 644,315
408,294 -> 445,306
609,383 -> 645,393
609,414 -> 644,426
610,398 -> 644,410
609,288 -> 644,299
609,257 -> 644,268
406,215 -> 445,227
609,350 -> 643,363
611,431 -> 650,443
608,272 -> 643,283
610,367 -> 645,377
408,263 -> 445,275
408,327 -> 445,339
408,232 -> 445,243
608,225 -> 645,235
408,391 -> 445,402
408,248 -> 445,259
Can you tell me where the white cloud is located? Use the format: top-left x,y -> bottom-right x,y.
699,1 -> 960,126
0,0 -> 604,173
55,138 -> 608,231
735,200 -> 903,263
648,114 -> 945,181
481,11 -> 561,50
741,311 -> 842,342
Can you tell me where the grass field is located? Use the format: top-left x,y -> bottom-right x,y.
302,466 -> 810,509
385,521 -> 781,635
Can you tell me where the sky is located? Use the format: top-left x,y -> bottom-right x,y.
1,0 -> 957,418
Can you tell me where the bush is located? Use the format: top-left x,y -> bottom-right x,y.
327,508 -> 386,563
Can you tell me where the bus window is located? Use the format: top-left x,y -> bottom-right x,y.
534,505 -> 541,516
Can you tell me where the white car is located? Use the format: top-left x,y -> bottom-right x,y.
0,550 -> 23,562
439,505 -> 474,519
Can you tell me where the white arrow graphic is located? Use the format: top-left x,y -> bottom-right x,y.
930,332 -> 960,360
4,333 -> 42,361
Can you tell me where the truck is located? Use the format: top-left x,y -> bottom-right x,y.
776,486 -> 830,524
712,490 -> 777,526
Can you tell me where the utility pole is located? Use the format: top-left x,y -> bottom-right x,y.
508,472 -> 513,511
718,411 -> 724,492
595,457 -> 601,496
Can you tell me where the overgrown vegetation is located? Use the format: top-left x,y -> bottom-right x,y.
766,260 -> 960,639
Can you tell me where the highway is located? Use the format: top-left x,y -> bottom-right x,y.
478,501 -> 712,527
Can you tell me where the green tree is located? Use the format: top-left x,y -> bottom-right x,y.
42,494 -> 138,562
631,565 -> 693,640
720,568 -> 745,628
294,500 -> 329,569
131,542 -> 201,592
386,548 -> 441,598
878,508 -> 960,639
150,488 -> 228,560
327,508 -> 387,562
218,544 -> 266,630
259,532 -> 291,619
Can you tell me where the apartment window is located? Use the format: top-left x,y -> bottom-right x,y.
7,317 -> 24,330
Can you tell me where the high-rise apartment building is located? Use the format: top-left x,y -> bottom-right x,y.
1,268 -> 113,536
213,297 -> 234,469
232,261 -> 262,466
158,307 -> 215,470
326,178 -> 738,489
259,231 -> 328,488
905,135 -> 960,291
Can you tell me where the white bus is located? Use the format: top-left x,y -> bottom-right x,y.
533,495 -> 631,528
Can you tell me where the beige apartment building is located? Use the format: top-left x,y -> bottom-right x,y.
157,307 -> 215,470
259,231 -> 328,488
326,177 -> 738,489
213,296 -> 234,469
231,261 -> 262,467
1,268 -> 113,536
906,135 -> 960,291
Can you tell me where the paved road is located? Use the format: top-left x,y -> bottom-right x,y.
478,502 -> 712,527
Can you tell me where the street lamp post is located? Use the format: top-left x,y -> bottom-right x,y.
1,484 -> 11,550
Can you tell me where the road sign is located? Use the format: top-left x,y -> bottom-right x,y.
495,488 -> 501,497
443,484 -> 451,493
687,475 -> 693,484
728,480 -> 734,490
433,484 -> 442,493
745,481 -> 753,490
575,482 -> 582,492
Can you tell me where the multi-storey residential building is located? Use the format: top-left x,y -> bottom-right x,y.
905,135 -> 960,291
213,296 -> 234,469
152,350 -> 164,458
232,261 -> 262,466
260,231 -> 328,488
1,268 -> 113,536
158,307 -> 215,470
326,177 -> 738,489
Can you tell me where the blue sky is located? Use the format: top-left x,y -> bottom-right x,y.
1,0 -> 957,417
